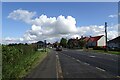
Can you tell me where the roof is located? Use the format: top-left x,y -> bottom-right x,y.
80,35 -> 104,42
37,41 -> 44,44
89,35 -> 104,42
108,36 -> 120,43
84,37 -> 90,42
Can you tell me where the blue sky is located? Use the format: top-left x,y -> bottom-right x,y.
2,2 -> 118,43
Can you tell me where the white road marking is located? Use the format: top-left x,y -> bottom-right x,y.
116,76 -> 120,78
96,67 -> 105,72
56,52 -> 63,79
89,56 -> 96,58
56,52 -> 58,55
111,59 -> 117,61
72,58 -> 75,59
84,63 -> 90,65
56,54 -> 58,58
76,59 -> 81,62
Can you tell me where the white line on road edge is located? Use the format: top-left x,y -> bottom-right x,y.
96,67 -> 105,72
116,76 -> 120,78
56,52 -> 63,80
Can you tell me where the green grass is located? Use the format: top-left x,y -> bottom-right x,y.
3,48 -> 50,79
19,50 -> 48,78
91,50 -> 120,55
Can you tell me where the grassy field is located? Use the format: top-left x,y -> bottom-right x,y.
3,47 -> 50,79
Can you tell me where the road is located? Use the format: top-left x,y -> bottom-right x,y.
25,48 -> 119,79
25,50 -> 57,78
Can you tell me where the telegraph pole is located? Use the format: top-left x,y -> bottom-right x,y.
105,22 -> 108,51
44,40 -> 46,52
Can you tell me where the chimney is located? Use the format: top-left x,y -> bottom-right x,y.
76,37 -> 78,40
81,36 -> 83,38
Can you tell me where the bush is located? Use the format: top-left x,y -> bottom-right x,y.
93,46 -> 105,50
2,44 -> 37,78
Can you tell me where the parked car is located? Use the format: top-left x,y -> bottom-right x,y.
56,46 -> 62,51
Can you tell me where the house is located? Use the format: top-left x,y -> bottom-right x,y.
67,35 -> 106,49
108,36 -> 120,50
36,41 -> 44,48
87,35 -> 106,48
81,35 -> 106,48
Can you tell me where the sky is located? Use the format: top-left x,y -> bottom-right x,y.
2,2 -> 119,44
1,0 -> 120,2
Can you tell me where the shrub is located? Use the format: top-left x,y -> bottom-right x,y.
93,46 -> 105,50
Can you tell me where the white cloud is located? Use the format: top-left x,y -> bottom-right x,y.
77,25 -> 105,36
2,37 -> 21,44
8,9 -> 36,24
108,14 -> 118,18
4,9 -> 118,44
77,23 -> 118,41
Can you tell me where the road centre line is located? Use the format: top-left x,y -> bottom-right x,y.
76,59 -> 81,62
95,67 -> 105,72
61,52 -> 118,75
62,53 -> 108,72
89,56 -> 96,58
84,62 -> 90,65
72,58 -> 75,59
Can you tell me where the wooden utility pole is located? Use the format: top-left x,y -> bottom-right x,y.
105,22 -> 108,51
44,40 -> 46,52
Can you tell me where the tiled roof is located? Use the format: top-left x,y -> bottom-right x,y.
89,35 -> 104,42
81,35 -> 104,42
84,37 -> 90,42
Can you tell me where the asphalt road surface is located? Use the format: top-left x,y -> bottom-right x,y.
58,49 -> 119,78
25,48 -> 119,79
26,50 -> 57,78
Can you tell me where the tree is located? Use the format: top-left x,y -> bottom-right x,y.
53,41 -> 59,48
60,38 -> 67,48
78,40 -> 86,48
67,39 -> 74,48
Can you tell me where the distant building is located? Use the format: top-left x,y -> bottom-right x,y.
82,35 -> 106,48
36,41 -> 44,48
108,36 -> 120,49
67,37 -> 80,48
67,35 -> 106,48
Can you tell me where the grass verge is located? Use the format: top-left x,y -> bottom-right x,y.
90,50 -> 120,55
3,48 -> 50,79
19,50 -> 49,78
